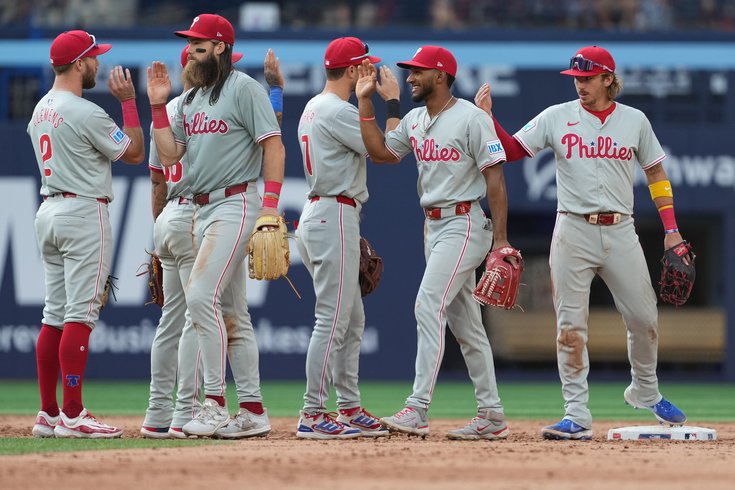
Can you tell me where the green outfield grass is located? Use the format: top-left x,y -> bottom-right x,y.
2,379 -> 734,421
1,380 -> 732,456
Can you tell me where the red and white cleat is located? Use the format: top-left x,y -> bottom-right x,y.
53,409 -> 123,439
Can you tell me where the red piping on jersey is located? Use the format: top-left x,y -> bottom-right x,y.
491,117 -> 529,162
428,214 -> 472,402
581,101 -> 616,124
85,202 -> 106,323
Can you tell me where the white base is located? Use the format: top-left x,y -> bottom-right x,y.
607,425 -> 717,441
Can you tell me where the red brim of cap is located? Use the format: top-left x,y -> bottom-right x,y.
560,68 -> 604,77
89,44 -> 112,57
233,52 -> 243,63
396,60 -> 433,71
175,30 -> 212,41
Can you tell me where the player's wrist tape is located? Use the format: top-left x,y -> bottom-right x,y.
386,99 -> 400,119
151,104 -> 169,129
665,228 -> 679,234
658,204 -> 678,232
263,181 -> 282,208
649,180 -> 673,199
360,116 -> 376,121
121,98 -> 140,128
269,86 -> 283,113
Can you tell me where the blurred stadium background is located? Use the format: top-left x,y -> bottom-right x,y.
1,0 -> 733,385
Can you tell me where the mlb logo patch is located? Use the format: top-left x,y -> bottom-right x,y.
486,139 -> 504,155
109,127 -> 126,144
521,121 -> 536,132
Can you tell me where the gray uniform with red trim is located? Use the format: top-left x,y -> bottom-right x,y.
28,90 -> 130,330
514,100 -> 666,428
384,98 -> 506,412
296,92 -> 368,413
170,70 -> 279,402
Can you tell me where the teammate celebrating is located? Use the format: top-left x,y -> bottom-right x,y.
295,37 -> 396,439
146,14 -> 285,437
474,45 -> 688,440
28,30 -> 145,438
356,46 -> 512,440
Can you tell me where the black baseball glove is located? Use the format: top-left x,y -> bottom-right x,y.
658,241 -> 695,307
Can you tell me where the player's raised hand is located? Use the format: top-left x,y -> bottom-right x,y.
264,48 -> 284,89
108,66 -> 135,102
376,65 -> 400,101
474,82 -> 493,116
147,61 -> 172,105
356,59 -> 378,99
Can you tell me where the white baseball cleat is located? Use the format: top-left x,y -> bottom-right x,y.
53,409 -> 123,439
215,408 -> 271,439
182,398 -> 230,437
31,411 -> 59,438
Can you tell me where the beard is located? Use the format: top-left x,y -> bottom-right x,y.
81,63 -> 96,89
411,83 -> 432,103
185,53 -> 219,88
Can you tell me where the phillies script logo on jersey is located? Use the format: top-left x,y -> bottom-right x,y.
409,136 -> 460,162
561,134 -> 633,160
184,112 -> 229,136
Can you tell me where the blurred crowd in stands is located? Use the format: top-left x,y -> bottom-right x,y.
1,0 -> 734,32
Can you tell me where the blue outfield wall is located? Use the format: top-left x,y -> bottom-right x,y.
1,35 -> 734,380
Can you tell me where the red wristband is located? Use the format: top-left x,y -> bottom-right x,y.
121,98 -> 140,128
658,205 -> 678,232
264,181 -> 282,196
151,104 -> 169,129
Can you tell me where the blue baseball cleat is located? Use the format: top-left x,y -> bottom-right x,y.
541,418 -> 593,440
624,387 -> 687,425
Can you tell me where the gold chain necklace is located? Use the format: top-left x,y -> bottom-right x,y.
420,96 -> 455,138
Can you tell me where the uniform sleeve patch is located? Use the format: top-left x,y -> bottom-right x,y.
521,121 -> 536,132
109,127 -> 126,145
486,139 -> 504,155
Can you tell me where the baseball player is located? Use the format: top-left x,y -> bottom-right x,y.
146,14 -> 285,437
295,37 -> 397,439
356,46 -> 513,440
474,45 -> 688,440
29,30 -> 145,438
141,47 -> 274,439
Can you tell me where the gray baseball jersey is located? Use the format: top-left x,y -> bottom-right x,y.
298,93 -> 368,203
514,100 -> 666,429
383,98 -> 506,414
28,90 -> 131,201
296,91 -> 369,417
514,100 -> 665,215
171,71 -> 280,193
385,98 -> 505,208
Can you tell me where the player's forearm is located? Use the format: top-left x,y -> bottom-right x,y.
261,136 -> 286,184
120,126 -> 145,164
150,171 -> 167,220
151,128 -> 183,166
485,165 -> 510,246
358,97 -> 399,164
645,162 -> 681,242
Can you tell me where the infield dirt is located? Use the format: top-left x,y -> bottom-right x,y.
1,416 -> 733,489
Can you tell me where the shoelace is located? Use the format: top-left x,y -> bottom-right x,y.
395,407 -> 416,418
359,408 -> 380,423
320,412 -> 347,428
82,412 -> 113,428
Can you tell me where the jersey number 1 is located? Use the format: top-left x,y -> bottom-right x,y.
39,134 -> 52,177
300,134 -> 313,176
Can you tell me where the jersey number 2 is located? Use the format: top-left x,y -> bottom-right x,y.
300,134 -> 313,176
39,134 -> 52,177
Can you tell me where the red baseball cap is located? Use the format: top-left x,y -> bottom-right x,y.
561,45 -> 615,77
324,37 -> 380,69
179,46 -> 243,68
50,30 -> 111,66
175,14 -> 235,46
397,46 -> 457,78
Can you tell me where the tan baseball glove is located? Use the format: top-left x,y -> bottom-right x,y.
136,251 -> 164,307
248,215 -> 290,280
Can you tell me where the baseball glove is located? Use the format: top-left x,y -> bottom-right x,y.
472,246 -> 524,309
99,275 -> 118,311
136,251 -> 164,307
248,214 -> 290,280
658,241 -> 696,307
359,236 -> 383,297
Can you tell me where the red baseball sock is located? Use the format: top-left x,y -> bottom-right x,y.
206,395 -> 226,407
240,401 -> 264,415
59,322 -> 91,419
36,324 -> 62,417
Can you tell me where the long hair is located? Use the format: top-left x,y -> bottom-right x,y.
607,73 -> 623,100
185,44 -> 233,105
